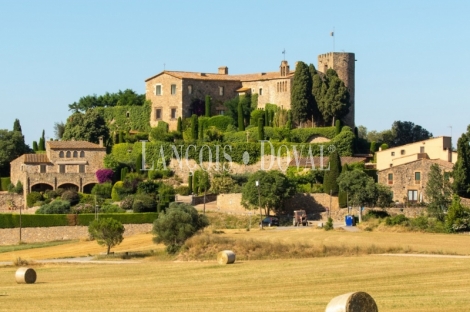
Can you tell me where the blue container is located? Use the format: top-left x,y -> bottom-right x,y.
345,215 -> 354,226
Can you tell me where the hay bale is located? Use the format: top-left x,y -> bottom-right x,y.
217,250 -> 236,265
325,292 -> 377,312
15,267 -> 37,284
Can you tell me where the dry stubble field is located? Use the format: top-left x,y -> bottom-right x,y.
1,227 -> 470,311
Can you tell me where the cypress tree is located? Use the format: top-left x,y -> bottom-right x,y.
291,61 -> 313,126
32,141 -> 38,152
198,117 -> 204,141
453,132 -> 470,197
269,110 -> 274,127
135,153 -> 143,173
338,163 -> 349,208
205,95 -> 211,117
286,110 -> 292,130
13,119 -> 22,133
323,150 -> 341,195
258,117 -> 264,140
193,173 -> 198,195
121,167 -> 128,181
191,114 -> 198,141
177,117 -> 183,133
40,130 -> 46,150
335,120 -> 341,135
370,141 -> 377,154
238,101 -> 244,131
38,137 -> 45,151
188,174 -> 193,194
119,131 -> 124,144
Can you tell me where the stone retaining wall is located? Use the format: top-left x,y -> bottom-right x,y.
0,192 -> 24,212
0,223 -> 153,246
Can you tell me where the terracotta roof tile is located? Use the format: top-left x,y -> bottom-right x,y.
23,154 -> 50,163
47,141 -> 105,150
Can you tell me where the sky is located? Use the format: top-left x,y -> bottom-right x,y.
1,0 -> 469,147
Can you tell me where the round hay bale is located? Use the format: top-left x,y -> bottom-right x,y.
325,291 -> 377,312
217,250 -> 236,265
15,267 -> 37,284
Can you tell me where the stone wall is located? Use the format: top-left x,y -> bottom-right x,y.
241,76 -> 293,110
0,193 -> 24,212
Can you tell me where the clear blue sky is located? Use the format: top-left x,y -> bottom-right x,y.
1,0 -> 469,146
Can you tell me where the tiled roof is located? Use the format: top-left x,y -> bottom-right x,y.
145,70 -> 294,83
47,141 -> 105,150
428,159 -> 454,169
22,154 -> 50,164
288,156 -> 369,168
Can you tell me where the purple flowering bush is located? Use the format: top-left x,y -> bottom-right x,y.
96,169 -> 114,184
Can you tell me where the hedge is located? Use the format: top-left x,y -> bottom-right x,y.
0,213 -> 159,228
205,115 -> 234,131
0,177 -> 11,191
96,103 -> 151,133
290,127 -> 336,142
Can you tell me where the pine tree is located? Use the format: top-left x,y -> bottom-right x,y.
291,61 -> 313,126
205,95 -> 211,117
323,150 -> 342,195
238,101 -> 244,131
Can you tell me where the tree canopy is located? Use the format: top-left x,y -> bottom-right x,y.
62,109 -> 110,144
241,170 -> 296,216
152,202 -> 209,254
337,169 -> 377,207
68,89 -> 145,112
452,127 -> 470,197
291,61 -> 313,126
0,129 -> 30,176
391,121 -> 433,146
318,69 -> 350,126
88,218 -> 125,254
426,163 -> 452,220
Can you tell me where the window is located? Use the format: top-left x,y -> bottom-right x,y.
59,165 -> 65,173
420,146 -> 425,153
73,151 -> 78,158
155,84 -> 162,95
79,165 -> 85,173
59,151 -> 64,158
415,172 -> 421,184
388,173 -> 393,185
400,149 -> 405,155
171,84 -> 176,95
408,190 -> 418,202
391,152 -> 395,156
219,86 -> 224,96
155,108 -> 162,120
171,108 -> 177,119
188,85 -> 193,95
80,151 -> 85,158
217,109 -> 225,115
259,88 -> 263,95
66,151 -> 71,158
40,165 -> 46,173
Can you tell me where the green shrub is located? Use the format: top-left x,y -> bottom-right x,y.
132,194 -> 156,213
100,203 -> 125,213
0,177 -> 11,191
120,195 -> 134,210
250,110 -> 264,126
70,203 -> 95,214
205,115 -> 233,131
290,127 -> 336,143
36,200 -> 71,214
385,214 -> 409,226
91,182 -> 113,199
175,186 -> 190,196
111,181 -> 124,201
26,192 -> 43,208
363,210 -> 390,221
44,188 -> 65,199
324,217 -> 334,231
61,190 -> 80,206
138,180 -> 159,194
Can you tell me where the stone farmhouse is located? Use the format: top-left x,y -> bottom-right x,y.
145,52 -> 355,131
10,139 -> 106,201
376,137 -> 456,204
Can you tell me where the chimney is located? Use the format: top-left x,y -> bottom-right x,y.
99,136 -> 104,147
218,66 -> 228,75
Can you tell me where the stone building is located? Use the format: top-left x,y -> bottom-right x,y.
376,137 -> 456,203
10,139 -> 106,202
145,52 -> 355,131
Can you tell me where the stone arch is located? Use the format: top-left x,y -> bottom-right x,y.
83,183 -> 97,194
57,183 -> 79,192
66,151 -> 71,158
31,183 -> 53,193
73,151 -> 78,157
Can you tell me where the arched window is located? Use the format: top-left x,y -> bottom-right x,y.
73,151 -> 78,158
80,151 -> 85,158
66,151 -> 71,158
59,151 -> 64,158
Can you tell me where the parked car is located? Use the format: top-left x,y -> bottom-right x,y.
259,216 -> 279,227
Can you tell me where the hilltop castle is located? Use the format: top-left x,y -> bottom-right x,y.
145,52 -> 355,130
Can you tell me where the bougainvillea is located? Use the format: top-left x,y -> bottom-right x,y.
96,169 -> 114,184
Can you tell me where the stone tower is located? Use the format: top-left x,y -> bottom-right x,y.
317,52 -> 355,127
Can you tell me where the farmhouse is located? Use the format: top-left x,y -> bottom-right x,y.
376,136 -> 456,203
145,52 -> 355,131
10,139 -> 106,199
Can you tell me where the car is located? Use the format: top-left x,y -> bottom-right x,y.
259,216 -> 279,227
